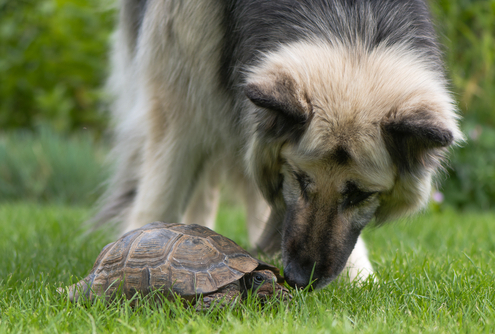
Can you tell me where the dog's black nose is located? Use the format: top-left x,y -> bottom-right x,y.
284,261 -> 313,289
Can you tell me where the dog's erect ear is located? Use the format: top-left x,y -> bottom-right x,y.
382,108 -> 454,174
245,74 -> 312,142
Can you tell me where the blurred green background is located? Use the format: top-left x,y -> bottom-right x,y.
0,0 -> 494,210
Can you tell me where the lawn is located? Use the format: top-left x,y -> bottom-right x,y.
0,203 -> 494,333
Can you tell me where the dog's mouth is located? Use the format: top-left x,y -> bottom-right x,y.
283,258 -> 345,289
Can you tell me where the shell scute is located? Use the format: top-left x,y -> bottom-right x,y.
170,268 -> 195,295
122,267 -> 149,298
90,242 -> 114,272
194,272 -> 217,294
149,263 -> 172,291
91,274 -> 109,299
169,236 -> 224,271
98,230 -> 141,274
126,229 -> 180,268
226,254 -> 259,273
208,263 -> 242,288
207,234 -> 250,256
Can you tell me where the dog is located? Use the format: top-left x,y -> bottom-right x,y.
93,0 -> 462,289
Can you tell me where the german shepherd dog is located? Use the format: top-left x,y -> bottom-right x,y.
94,0 -> 462,289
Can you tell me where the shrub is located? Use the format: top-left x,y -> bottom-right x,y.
0,0 -> 115,134
0,127 -> 108,205
441,123 -> 495,210
431,0 -> 495,126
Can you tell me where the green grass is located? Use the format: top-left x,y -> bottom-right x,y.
1,203 -> 494,333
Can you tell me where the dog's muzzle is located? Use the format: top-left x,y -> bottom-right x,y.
283,260 -> 314,289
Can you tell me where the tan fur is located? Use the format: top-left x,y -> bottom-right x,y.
246,41 -> 463,221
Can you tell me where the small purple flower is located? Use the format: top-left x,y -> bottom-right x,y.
469,125 -> 482,141
432,191 -> 444,203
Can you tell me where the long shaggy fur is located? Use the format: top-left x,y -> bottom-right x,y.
94,0 -> 462,288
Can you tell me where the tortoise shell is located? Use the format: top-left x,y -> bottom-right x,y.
79,221 -> 282,301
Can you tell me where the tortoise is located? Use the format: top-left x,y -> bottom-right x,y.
60,221 -> 291,309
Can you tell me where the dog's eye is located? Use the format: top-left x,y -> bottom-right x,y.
346,191 -> 375,207
342,182 -> 376,209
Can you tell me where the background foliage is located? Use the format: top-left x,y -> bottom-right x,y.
0,0 -> 494,208
0,0 -> 114,133
429,0 -> 495,209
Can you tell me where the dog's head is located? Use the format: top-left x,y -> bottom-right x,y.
244,42 -> 463,288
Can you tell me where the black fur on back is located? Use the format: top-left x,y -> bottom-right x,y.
220,0 -> 442,89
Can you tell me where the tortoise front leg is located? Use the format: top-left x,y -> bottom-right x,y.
194,283 -> 241,311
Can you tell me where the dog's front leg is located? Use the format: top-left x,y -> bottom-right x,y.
181,160 -> 221,229
251,207 -> 284,256
124,110 -> 208,233
340,236 -> 374,282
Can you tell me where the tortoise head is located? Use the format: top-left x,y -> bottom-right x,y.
242,270 -> 292,302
